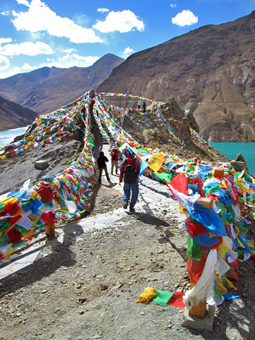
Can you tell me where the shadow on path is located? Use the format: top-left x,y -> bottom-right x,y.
139,189 -> 187,262
0,223 -> 84,296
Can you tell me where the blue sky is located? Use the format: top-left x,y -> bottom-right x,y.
0,0 -> 254,79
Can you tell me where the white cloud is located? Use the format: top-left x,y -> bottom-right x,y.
93,10 -> 144,33
58,53 -> 99,65
123,47 -> 134,54
170,4 -> 177,8
12,0 -> 103,43
0,41 -> 53,56
17,0 -> 30,5
0,62 -> 34,78
13,66 -> 21,71
172,10 -> 198,27
1,11 -> 10,16
0,38 -> 13,44
22,63 -> 33,70
0,70 -> 19,79
0,55 -> 10,70
64,48 -> 76,54
97,8 -> 109,13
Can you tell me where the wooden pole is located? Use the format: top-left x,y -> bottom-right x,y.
188,282 -> 207,318
45,223 -> 55,238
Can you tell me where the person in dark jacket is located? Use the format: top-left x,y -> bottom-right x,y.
97,151 -> 110,183
119,152 -> 140,212
142,101 -> 146,113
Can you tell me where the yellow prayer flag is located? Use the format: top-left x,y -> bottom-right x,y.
223,277 -> 237,291
1,196 -> 18,205
4,247 -> 16,258
23,229 -> 35,240
246,240 -> 255,250
216,276 -> 228,295
31,191 -> 39,200
149,153 -> 164,172
237,178 -> 249,193
209,231 -> 216,238
237,237 -> 246,249
220,181 -> 227,189
28,214 -> 40,228
218,241 -> 230,257
179,202 -> 187,214
136,287 -> 157,303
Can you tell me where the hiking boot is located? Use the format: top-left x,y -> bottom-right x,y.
123,202 -> 128,209
130,208 -> 135,213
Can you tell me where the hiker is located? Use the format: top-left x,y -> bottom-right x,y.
97,151 -> 110,184
119,152 -> 140,212
111,148 -> 120,175
89,89 -> 95,114
142,101 -> 146,113
137,99 -> 141,109
81,106 -> 86,120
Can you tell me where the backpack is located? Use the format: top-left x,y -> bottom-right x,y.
124,159 -> 138,184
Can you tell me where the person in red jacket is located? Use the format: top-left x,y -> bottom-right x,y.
119,152 -> 140,212
110,148 -> 120,175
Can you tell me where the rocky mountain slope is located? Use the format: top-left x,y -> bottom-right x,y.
0,96 -> 38,131
98,11 -> 255,142
0,54 -> 124,117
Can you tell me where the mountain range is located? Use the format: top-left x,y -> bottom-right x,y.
0,53 -> 124,131
0,12 -> 255,141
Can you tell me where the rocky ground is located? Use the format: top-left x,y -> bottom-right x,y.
1,144 -> 255,340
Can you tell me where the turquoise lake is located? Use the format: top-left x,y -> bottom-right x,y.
210,142 -> 255,176
0,126 -> 28,148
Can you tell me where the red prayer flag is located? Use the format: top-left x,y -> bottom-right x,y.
185,218 -> 208,238
227,268 -> 240,281
167,292 -> 186,308
168,173 -> 188,196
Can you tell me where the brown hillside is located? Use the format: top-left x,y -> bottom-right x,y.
0,54 -> 124,116
97,11 -> 255,142
0,96 -> 38,131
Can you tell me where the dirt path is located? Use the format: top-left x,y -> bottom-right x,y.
1,160 -> 255,340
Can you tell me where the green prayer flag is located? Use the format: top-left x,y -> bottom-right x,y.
235,221 -> 248,234
153,290 -> 174,306
0,202 -> 5,213
0,232 -> 9,247
154,171 -> 172,183
215,201 -> 227,224
0,218 -> 12,234
187,235 -> 203,261
13,224 -> 29,235
205,183 -> 220,194
214,285 -> 222,298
